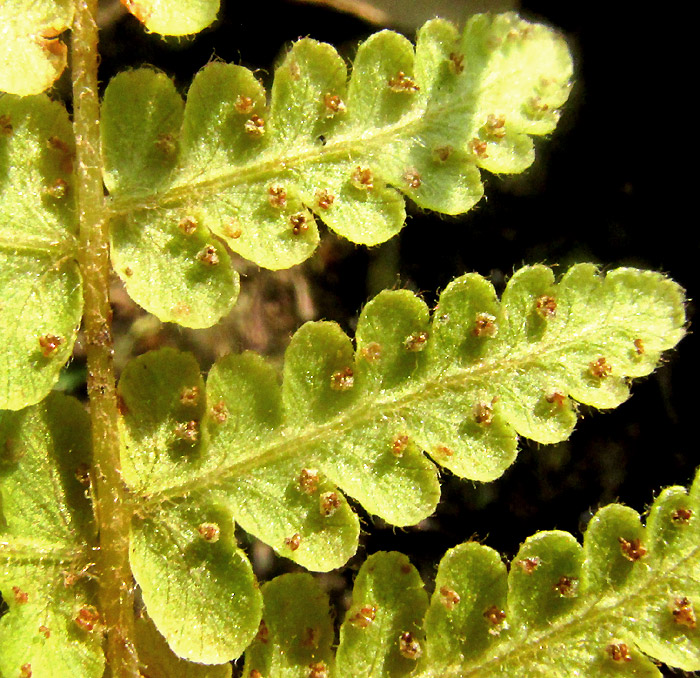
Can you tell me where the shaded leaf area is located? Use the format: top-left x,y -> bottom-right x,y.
0,394 -> 104,678
0,94 -> 82,410
241,470 -> 700,677
121,0 -> 220,36
0,0 -> 73,95
112,614 -> 232,677
120,264 -> 684,614
101,13 -> 572,326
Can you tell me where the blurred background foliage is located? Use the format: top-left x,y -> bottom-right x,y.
51,2 -> 696,671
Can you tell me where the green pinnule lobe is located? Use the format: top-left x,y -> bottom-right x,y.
121,0 -> 220,36
130,499 -> 262,664
0,1 -> 73,95
242,573 -> 334,678
241,471 -> 700,676
336,552 -> 428,678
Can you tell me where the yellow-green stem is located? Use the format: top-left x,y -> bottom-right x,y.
71,1 -> 139,675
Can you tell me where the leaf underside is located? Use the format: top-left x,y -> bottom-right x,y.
246,469 -> 700,678
122,0 -> 220,36
243,573 -> 335,678
0,393 -> 104,678
0,94 -> 82,410
118,264 -> 685,663
0,0 -> 73,95
101,13 -> 572,327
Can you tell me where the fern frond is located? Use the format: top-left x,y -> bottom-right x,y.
240,470 -> 700,677
118,264 -> 685,662
0,394 -> 104,678
101,13 -> 573,327
0,95 -> 82,410
0,0 -> 72,95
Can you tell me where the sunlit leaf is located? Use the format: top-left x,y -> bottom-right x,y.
243,573 -> 334,678
258,470 -> 700,677
130,498 -> 262,664
0,94 -> 81,410
130,614 -> 232,677
0,0 -> 73,95
121,265 -> 685,583
336,552 -> 428,677
419,471 -> 700,676
121,0 -> 219,36
102,71 -> 238,329
102,14 -> 572,326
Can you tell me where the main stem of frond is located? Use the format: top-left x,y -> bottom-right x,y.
71,2 -> 139,676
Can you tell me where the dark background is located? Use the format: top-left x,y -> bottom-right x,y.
92,0 -> 697,672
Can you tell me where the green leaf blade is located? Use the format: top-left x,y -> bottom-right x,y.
418,472 -> 700,677
110,207 -> 239,328
0,569 -> 105,678
0,394 -> 103,678
130,499 -> 262,664
121,348 -> 361,572
347,30 -> 420,128
315,420 -> 441,527
423,542 -> 509,672
282,322 -> 357,425
119,348 -> 206,494
123,265 -> 685,576
101,69 -> 184,197
508,531 -> 583,631
207,352 -> 361,571
0,394 -> 93,543
133,614 -> 232,677
646,484 -> 699,564
624,479 -> 700,671
298,161 -> 406,246
492,264 -> 686,434
219,460 -> 360,571
0,95 -> 82,410
581,505 -> 646,596
0,1 -> 73,95
458,13 -> 573,138
102,71 -> 240,327
122,0 -> 219,36
180,62 -> 322,269
102,14 -> 573,288
243,573 -> 334,678
281,318 -> 441,525
355,289 -> 431,393
336,552 -> 428,678
269,39 -> 348,145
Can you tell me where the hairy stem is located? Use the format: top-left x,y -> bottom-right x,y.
71,1 -> 139,675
